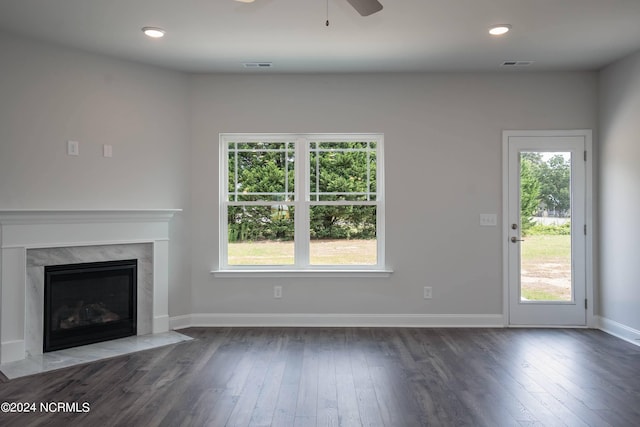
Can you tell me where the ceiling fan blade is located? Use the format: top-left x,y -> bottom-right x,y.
345,0 -> 383,17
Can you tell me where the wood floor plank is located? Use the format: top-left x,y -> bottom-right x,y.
271,333 -> 304,427
349,336 -> 384,427
225,330 -> 281,427
271,385 -> 298,427
294,336 -> 319,420
249,356 -> 286,426
316,338 -> 339,427
334,341 -> 361,426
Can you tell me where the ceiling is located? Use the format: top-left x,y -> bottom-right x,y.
1,0 -> 640,74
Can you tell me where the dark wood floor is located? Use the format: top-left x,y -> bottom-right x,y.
1,327 -> 639,426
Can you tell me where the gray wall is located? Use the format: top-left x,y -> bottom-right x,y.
1,31 -> 609,323
599,49 -> 640,331
0,33 -> 192,317
190,72 -> 597,317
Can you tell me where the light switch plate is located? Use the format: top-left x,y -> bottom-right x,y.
480,214 -> 497,226
67,140 -> 79,156
103,144 -> 113,158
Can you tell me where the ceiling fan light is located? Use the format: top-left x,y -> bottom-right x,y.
489,25 -> 512,36
142,27 -> 166,38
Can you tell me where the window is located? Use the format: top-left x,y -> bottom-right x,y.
220,133 -> 385,271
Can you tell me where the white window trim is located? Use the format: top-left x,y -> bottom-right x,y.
214,133 -> 390,275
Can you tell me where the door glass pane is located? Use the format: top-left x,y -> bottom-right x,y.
519,152 -> 572,302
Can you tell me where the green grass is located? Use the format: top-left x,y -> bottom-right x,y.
520,234 -> 571,301
228,241 -> 294,265
229,235 -> 572,302
521,288 -> 562,301
228,239 -> 376,265
521,234 -> 571,260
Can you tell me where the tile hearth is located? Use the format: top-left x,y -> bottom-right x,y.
0,331 -> 192,380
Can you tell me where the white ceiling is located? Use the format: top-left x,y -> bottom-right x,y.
1,0 -> 640,73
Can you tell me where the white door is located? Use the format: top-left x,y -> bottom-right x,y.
504,131 -> 588,326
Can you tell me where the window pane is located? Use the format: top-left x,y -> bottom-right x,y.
309,205 -> 376,265
227,205 -> 294,265
227,142 -> 294,202
222,134 -> 382,269
309,143 -> 376,200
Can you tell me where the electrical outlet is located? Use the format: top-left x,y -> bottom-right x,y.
274,286 -> 282,299
423,286 -> 432,299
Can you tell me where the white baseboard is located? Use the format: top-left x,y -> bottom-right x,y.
169,313 -> 504,329
597,316 -> 640,347
169,314 -> 193,330
153,315 -> 170,334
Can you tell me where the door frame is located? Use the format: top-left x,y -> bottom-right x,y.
502,130 -> 595,327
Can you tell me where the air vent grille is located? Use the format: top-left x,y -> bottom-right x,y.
502,61 -> 534,67
243,62 -> 273,68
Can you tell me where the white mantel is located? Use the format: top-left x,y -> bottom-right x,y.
0,209 -> 180,364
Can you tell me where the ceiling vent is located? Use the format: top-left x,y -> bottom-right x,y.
502,61 -> 534,67
243,62 -> 273,69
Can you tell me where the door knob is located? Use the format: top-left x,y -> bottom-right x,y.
511,236 -> 525,243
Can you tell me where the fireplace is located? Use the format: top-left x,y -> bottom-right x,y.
44,259 -> 137,352
0,209 -> 178,364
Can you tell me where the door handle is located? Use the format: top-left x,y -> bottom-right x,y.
510,236 -> 525,243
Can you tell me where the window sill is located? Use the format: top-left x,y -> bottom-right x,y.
211,269 -> 393,278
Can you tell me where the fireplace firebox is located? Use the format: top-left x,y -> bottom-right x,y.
44,259 -> 137,352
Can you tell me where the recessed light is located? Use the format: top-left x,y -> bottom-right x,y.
489,25 -> 512,36
142,27 -> 166,38
234,0 -> 255,3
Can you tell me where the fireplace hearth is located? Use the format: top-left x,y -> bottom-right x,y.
44,259 -> 137,352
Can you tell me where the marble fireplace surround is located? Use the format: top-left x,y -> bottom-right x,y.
0,209 -> 180,364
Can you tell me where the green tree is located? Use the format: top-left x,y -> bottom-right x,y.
309,143 -> 376,240
227,141 -> 377,242
520,157 -> 541,235
538,154 -> 570,216
520,152 -> 571,217
228,143 -> 295,242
